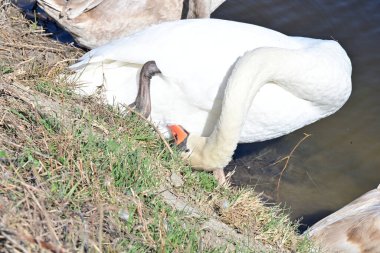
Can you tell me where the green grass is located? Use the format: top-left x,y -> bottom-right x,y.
2,92 -> 213,251
0,79 -> 320,251
0,5 -> 318,249
35,81 -> 73,97
2,91 -> 319,251
0,150 -> 7,158
0,64 -> 13,74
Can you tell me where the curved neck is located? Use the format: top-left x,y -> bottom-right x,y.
132,61 -> 161,118
200,49 -> 273,168
134,72 -> 152,118
199,45 -> 345,169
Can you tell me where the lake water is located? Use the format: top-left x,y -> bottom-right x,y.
213,0 -> 380,229
15,0 -> 380,230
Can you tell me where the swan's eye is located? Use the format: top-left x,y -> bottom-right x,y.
185,149 -> 190,153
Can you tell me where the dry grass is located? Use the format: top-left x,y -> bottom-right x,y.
0,1 -> 317,252
0,2 -> 81,83
220,191 -> 298,248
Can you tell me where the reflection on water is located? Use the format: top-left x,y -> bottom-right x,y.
15,0 -> 380,228
213,0 -> 380,227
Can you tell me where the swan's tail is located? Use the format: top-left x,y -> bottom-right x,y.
68,60 -> 141,106
67,62 -> 104,97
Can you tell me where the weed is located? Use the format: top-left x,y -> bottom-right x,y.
0,65 -> 13,74
35,81 -> 72,97
0,150 -> 7,158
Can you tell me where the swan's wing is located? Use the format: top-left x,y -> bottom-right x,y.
71,18 -> 341,140
308,188 -> 380,233
37,0 -> 104,19
37,0 -> 63,12
63,0 -> 104,19
71,19 -> 295,72
70,18 -> 301,111
313,211 -> 380,252
306,187 -> 380,251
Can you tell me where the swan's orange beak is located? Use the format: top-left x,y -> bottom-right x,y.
167,125 -> 188,145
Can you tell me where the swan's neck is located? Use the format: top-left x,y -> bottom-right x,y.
199,49 -> 274,169
133,70 -> 152,118
132,61 -> 161,118
192,43 -> 350,170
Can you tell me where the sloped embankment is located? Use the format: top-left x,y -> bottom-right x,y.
0,2 -> 315,252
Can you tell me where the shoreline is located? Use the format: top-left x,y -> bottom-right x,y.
0,2 -> 316,252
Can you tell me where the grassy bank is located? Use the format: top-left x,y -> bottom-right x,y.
0,2 -> 316,252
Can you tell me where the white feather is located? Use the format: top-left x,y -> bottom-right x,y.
70,19 -> 352,143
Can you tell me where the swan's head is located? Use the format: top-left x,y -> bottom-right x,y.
141,61 -> 161,79
168,125 -> 213,171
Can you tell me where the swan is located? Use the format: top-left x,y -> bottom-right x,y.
70,19 -> 352,182
36,0 -> 226,48
305,185 -> 380,253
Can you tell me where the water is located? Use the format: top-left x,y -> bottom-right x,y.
15,0 -> 380,229
212,0 -> 380,228
12,0 -> 76,44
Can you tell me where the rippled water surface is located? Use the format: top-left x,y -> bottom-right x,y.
212,0 -> 380,227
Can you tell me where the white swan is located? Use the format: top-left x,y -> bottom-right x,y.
70,19 -> 351,183
70,19 -> 351,146
36,0 -> 226,48
306,185 -> 380,253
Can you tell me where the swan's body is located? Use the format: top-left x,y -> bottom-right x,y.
71,19 -> 352,148
306,185 -> 380,253
37,0 -> 225,48
169,42 -> 351,177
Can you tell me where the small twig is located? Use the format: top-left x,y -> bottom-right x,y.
131,189 -> 145,230
21,29 -> 46,36
305,169 -> 322,193
15,171 -> 61,246
131,189 -> 155,247
1,229 -> 29,253
16,56 -> 36,67
274,133 -> 311,199
0,110 -> 8,125
1,138 -> 51,159
0,1 -> 11,10
0,46 -> 13,53
98,204 -> 104,253
158,210 -> 167,252
1,226 -> 67,253
92,122 -> 109,135
11,177 -> 44,194
2,42 -> 65,52
72,211 -> 89,251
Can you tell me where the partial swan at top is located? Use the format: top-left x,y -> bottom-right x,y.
36,0 -> 226,48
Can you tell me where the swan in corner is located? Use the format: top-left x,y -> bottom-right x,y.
305,185 -> 380,252
36,0 -> 226,48
69,19 -> 352,183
